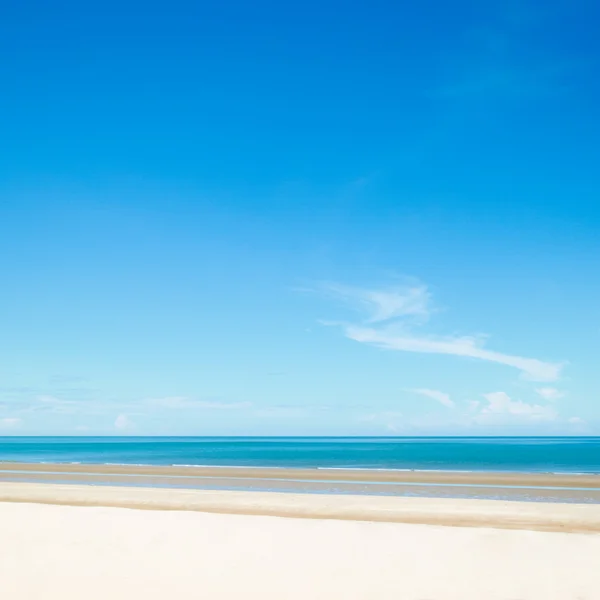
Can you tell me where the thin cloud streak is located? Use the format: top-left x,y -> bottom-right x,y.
346,325 -> 563,381
319,281 -> 564,382
322,283 -> 432,323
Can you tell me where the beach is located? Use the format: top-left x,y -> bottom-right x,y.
1,479 -> 600,599
2,461 -> 600,503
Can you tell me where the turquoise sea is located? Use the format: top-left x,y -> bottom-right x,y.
1,436 -> 599,473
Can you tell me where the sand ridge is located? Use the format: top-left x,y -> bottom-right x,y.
1,481 -> 600,532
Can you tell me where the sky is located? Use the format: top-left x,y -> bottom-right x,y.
1,0 -> 599,435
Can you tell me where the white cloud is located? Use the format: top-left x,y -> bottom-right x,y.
535,387 -> 564,401
0,417 -> 21,428
477,391 -> 557,422
319,281 -> 563,382
346,326 -> 562,382
410,388 -> 455,408
323,283 -> 432,323
143,397 -> 252,410
467,400 -> 480,411
114,414 -> 133,431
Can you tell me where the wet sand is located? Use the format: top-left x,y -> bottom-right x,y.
3,461 -> 600,486
1,461 -> 600,503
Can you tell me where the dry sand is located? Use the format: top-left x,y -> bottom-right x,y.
1,482 -> 600,599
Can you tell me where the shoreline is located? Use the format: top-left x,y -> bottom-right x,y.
3,460 -> 600,486
3,461 -> 600,477
3,461 -> 600,504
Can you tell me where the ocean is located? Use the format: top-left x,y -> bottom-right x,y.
1,436 -> 600,473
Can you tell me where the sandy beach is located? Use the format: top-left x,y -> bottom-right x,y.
1,481 -> 600,599
2,480 -> 600,531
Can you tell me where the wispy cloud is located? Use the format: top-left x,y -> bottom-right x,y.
346,325 -> 562,381
319,281 -> 563,381
410,388 -> 455,408
142,397 -> 253,410
23,395 -> 112,416
535,387 -> 565,401
33,395 -> 82,414
361,387 -> 583,433
0,417 -> 21,429
476,391 -> 558,422
16,394 -> 253,417
322,282 -> 432,323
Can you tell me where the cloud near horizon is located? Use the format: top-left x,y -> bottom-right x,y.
320,281 -> 564,382
114,414 -> 133,431
476,391 -> 558,423
360,390 -> 582,433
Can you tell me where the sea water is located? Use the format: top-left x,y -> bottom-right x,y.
1,436 -> 599,473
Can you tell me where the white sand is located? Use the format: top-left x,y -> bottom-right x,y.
1,495 -> 600,599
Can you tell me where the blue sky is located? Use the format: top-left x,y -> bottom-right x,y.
1,0 -> 599,435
